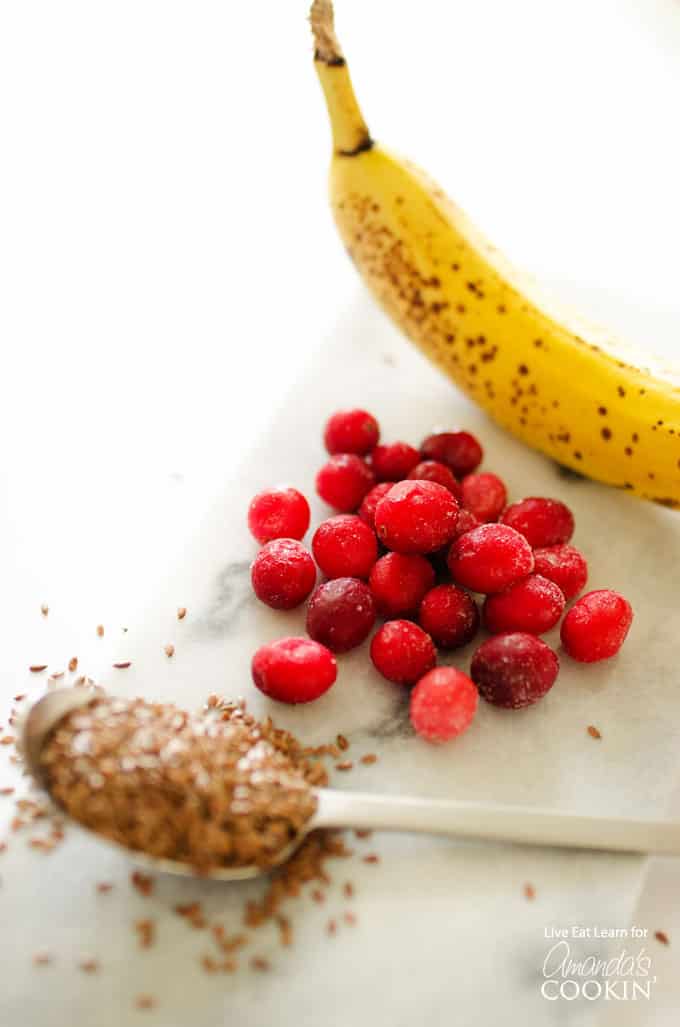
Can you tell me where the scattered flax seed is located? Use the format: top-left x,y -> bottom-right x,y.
78,958 -> 100,973
175,902 -> 201,918
363,853 -> 380,864
41,604 -> 49,617
96,625 -> 104,637
327,918 -> 337,936
13,694 -> 26,703
360,753 -> 378,765
68,657 -> 78,673
336,734 -> 349,751
135,995 -> 156,1011
29,665 -> 48,674
343,912 -> 357,926
250,956 -> 270,972
135,919 -> 155,949
96,882 -> 113,894
33,951 -> 51,966
523,883 -> 536,901
587,725 -> 602,740
335,761 -> 353,771
0,788 -> 14,797
177,607 -> 187,620
354,829 -> 372,839
343,882 -> 354,899
49,672 -> 64,682
130,871 -> 154,897
201,955 -> 219,973
655,930 -> 670,946
164,644 -> 175,658
113,661 -> 132,669
311,888 -> 325,904
277,915 -> 293,947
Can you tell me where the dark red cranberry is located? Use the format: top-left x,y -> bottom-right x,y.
251,539 -> 316,610
420,431 -> 483,477
470,633 -> 559,709
312,515 -> 378,580
369,552 -> 435,617
316,454 -> 375,513
374,480 -> 459,554
323,409 -> 380,456
369,442 -> 420,482
418,584 -> 479,649
306,578 -> 376,652
500,497 -> 575,548
247,487 -> 310,544
251,637 -> 337,703
560,590 -> 633,662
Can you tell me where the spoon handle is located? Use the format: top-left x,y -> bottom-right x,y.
313,789 -> 680,855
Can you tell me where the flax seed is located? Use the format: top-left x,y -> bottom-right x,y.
523,883 -> 536,900
655,930 -> 670,946
327,919 -> 337,936
96,882 -> 113,894
0,788 -> 14,797
78,958 -> 99,973
360,753 -> 378,765
40,604 -> 49,617
164,644 -> 175,658
311,889 -> 325,903
343,882 -> 354,898
33,951 -> 51,966
177,607 -> 187,620
336,734 -> 349,751
13,694 -> 26,702
97,625 -> 104,637
250,956 -> 270,972
68,657 -> 78,673
587,725 -> 602,740
354,829 -> 372,839
130,871 -> 154,897
343,912 -> 357,926
135,995 -> 156,1010
135,919 -> 155,948
113,661 -> 132,669
363,853 -> 380,864
29,665 -> 48,673
335,761 -> 353,771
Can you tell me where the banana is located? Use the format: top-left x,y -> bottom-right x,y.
310,0 -> 680,507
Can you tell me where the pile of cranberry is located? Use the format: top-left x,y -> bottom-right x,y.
248,410 -> 633,744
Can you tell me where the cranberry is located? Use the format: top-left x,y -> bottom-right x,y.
452,507 -> 480,538
316,454 -> 375,513
251,637 -> 337,704
418,584 -> 479,649
357,482 -> 393,531
500,497 -> 575,548
370,442 -> 420,482
247,487 -> 310,544
560,589 -> 633,663
420,431 -> 483,477
323,409 -> 380,456
312,515 -> 378,580
374,480 -> 459,554
407,460 -> 462,500
410,667 -> 478,743
483,574 -> 565,635
369,552 -> 435,617
370,620 -> 436,686
460,472 -> 507,522
251,539 -> 316,610
533,544 -> 588,600
471,633 -> 559,709
306,578 -> 376,653
447,524 -> 534,594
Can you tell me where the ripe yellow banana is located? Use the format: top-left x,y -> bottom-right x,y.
310,0 -> 680,507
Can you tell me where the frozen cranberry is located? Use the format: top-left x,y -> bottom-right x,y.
452,507 -> 480,538
418,584 -> 479,649
369,442 -> 420,482
471,633 -> 559,709
247,487 -> 310,544
251,637 -> 337,704
316,454 -> 375,513
483,574 -> 565,635
500,497 -> 574,548
460,472 -> 507,522
358,482 -> 393,531
312,515 -> 378,580
374,480 -> 459,554
533,544 -> 588,600
369,552 -> 435,617
448,524 -> 534,594
420,431 -> 483,477
410,667 -> 478,743
407,460 -> 462,500
370,620 -> 436,686
251,539 -> 316,610
560,589 -> 633,663
323,409 -> 380,456
306,578 -> 376,653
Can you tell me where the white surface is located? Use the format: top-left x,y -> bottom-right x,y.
0,0 -> 679,1024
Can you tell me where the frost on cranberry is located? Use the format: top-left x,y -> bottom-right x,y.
370,620 -> 436,686
418,584 -> 479,649
460,472 -> 507,523
251,539 -> 316,610
306,578 -> 376,653
452,507 -> 480,539
368,552 -> 435,617
483,574 -> 565,636
369,441 -> 420,482
560,589 -> 633,663
420,431 -> 483,477
374,480 -> 459,554
447,524 -> 534,594
251,637 -> 337,703
357,482 -> 393,531
316,454 -> 375,513
471,633 -> 559,709
500,497 -> 575,548
407,460 -> 462,500
312,515 -> 378,580
323,409 -> 380,456
533,544 -> 588,600
410,667 -> 478,743
247,487 -> 310,544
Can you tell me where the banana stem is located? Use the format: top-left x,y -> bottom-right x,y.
310,0 -> 372,155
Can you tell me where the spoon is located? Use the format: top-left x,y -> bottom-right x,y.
21,688 -> 680,881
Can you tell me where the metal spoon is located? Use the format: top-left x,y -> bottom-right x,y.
21,688 -> 680,881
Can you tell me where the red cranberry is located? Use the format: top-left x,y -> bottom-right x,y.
483,574 -> 565,635
532,544 -> 588,600
410,667 -> 478,743
312,515 -> 378,580
453,507 -> 480,538
251,637 -> 337,704
323,409 -> 380,456
370,620 -> 436,686
306,578 -> 376,653
357,482 -> 393,531
418,584 -> 479,649
471,633 -> 559,709
420,431 -> 483,477
407,460 -> 462,500
316,454 -> 375,513
247,487 -> 310,544
447,524 -> 534,594
251,539 -> 316,610
374,480 -> 459,554
460,472 -> 507,522
370,442 -> 420,482
560,589 -> 633,663
500,497 -> 575,548
369,552 -> 435,617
